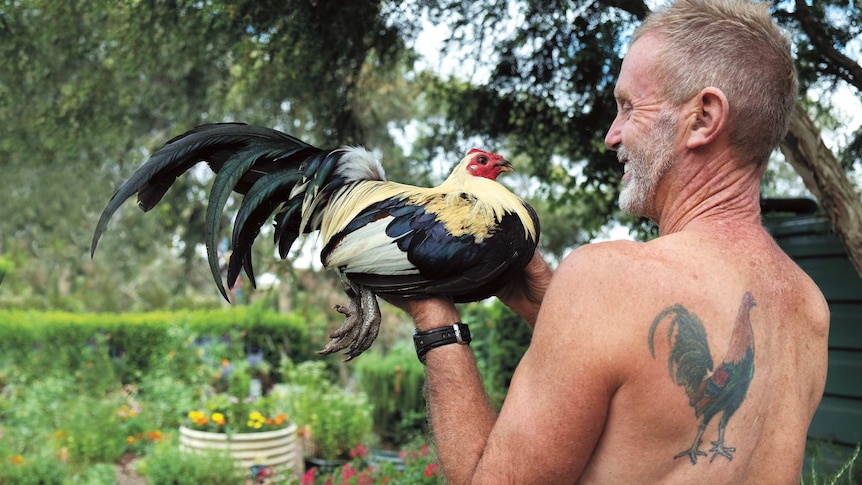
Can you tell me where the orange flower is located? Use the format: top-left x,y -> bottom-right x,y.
9,455 -> 23,465
127,436 -> 136,444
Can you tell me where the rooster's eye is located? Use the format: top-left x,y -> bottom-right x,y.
476,156 -> 487,165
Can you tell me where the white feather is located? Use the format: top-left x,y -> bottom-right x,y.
323,218 -> 418,275
334,146 -> 386,182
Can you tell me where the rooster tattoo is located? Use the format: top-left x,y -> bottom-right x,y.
648,292 -> 756,464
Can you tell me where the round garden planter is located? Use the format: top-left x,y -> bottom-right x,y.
179,423 -> 300,480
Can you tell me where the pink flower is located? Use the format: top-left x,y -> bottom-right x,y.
357,470 -> 374,485
342,463 -> 357,480
301,468 -> 316,485
350,444 -> 368,459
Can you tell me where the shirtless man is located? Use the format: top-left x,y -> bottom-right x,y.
402,0 -> 830,483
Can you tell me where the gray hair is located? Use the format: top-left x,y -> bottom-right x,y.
632,0 -> 797,166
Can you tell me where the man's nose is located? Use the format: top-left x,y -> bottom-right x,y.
605,117 -> 622,151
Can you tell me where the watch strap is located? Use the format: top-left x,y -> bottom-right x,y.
413,323 -> 472,364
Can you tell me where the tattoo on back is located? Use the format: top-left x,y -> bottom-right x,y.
647,292 -> 757,465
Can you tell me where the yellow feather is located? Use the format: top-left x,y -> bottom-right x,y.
315,154 -> 538,245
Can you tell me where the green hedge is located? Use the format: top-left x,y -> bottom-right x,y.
355,343 -> 427,447
0,306 -> 318,380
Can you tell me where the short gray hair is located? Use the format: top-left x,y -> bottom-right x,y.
632,0 -> 797,166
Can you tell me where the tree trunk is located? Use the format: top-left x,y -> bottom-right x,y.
779,103 -> 862,277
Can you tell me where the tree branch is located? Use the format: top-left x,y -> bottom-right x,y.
598,0 -> 649,20
780,103 -> 862,277
794,0 -> 862,92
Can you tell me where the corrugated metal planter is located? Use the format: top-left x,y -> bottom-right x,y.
179,423 -> 300,481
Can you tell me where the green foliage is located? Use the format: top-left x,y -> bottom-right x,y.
355,344 -> 427,447
67,464 -> 119,485
0,306 -> 317,379
0,450 -> 67,485
802,442 -> 861,485
305,444 -> 443,485
140,441 -> 246,485
462,301 -> 532,410
278,359 -> 373,460
55,398 -> 127,465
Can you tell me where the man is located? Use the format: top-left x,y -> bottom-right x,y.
402,0 -> 830,483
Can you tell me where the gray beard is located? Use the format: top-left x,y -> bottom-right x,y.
618,112 -> 678,217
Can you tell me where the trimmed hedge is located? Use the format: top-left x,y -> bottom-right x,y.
0,306 -> 318,381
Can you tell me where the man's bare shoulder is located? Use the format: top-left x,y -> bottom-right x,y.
553,238 -> 687,292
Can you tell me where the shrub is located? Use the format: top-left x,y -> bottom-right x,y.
0,452 -> 67,485
355,343 -> 426,447
277,359 -> 373,460
462,301 -> 532,409
140,442 -> 246,485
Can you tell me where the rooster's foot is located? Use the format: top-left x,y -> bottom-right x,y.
674,446 -> 707,465
317,285 -> 381,361
708,440 -> 735,462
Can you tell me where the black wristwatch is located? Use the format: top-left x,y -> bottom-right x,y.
413,323 -> 472,364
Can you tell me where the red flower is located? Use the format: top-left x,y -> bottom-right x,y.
420,444 -> 429,457
350,443 -> 369,459
342,463 -> 358,481
301,468 -> 316,485
424,463 -> 437,477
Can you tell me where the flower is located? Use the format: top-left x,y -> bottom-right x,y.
185,396 -> 289,433
424,463 -> 437,477
301,468 -> 317,485
9,455 -> 24,465
350,444 -> 369,459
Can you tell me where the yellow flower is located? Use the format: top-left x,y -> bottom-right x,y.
212,412 -> 226,425
10,455 -> 24,465
127,436 -> 136,444
249,411 -> 264,422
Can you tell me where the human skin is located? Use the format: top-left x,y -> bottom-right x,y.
402,31 -> 829,485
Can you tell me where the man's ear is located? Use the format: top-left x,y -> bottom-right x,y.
686,87 -> 728,149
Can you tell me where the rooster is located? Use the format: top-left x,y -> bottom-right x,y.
91,123 -> 540,359
648,292 -> 756,464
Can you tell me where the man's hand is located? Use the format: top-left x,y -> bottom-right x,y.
496,250 -> 553,328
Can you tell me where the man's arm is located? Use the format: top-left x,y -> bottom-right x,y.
406,245 -> 624,484
404,299 -> 497,485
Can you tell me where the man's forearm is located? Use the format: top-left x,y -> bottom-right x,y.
425,343 -> 497,485
407,299 -> 498,484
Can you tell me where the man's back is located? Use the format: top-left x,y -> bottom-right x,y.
568,223 -> 829,483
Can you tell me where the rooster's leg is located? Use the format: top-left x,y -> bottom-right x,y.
317,284 -> 381,360
708,416 -> 736,462
674,421 -> 709,465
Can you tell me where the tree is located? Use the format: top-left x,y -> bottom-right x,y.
404,0 -> 862,273
1,0 -> 860,310
0,0 -> 419,309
